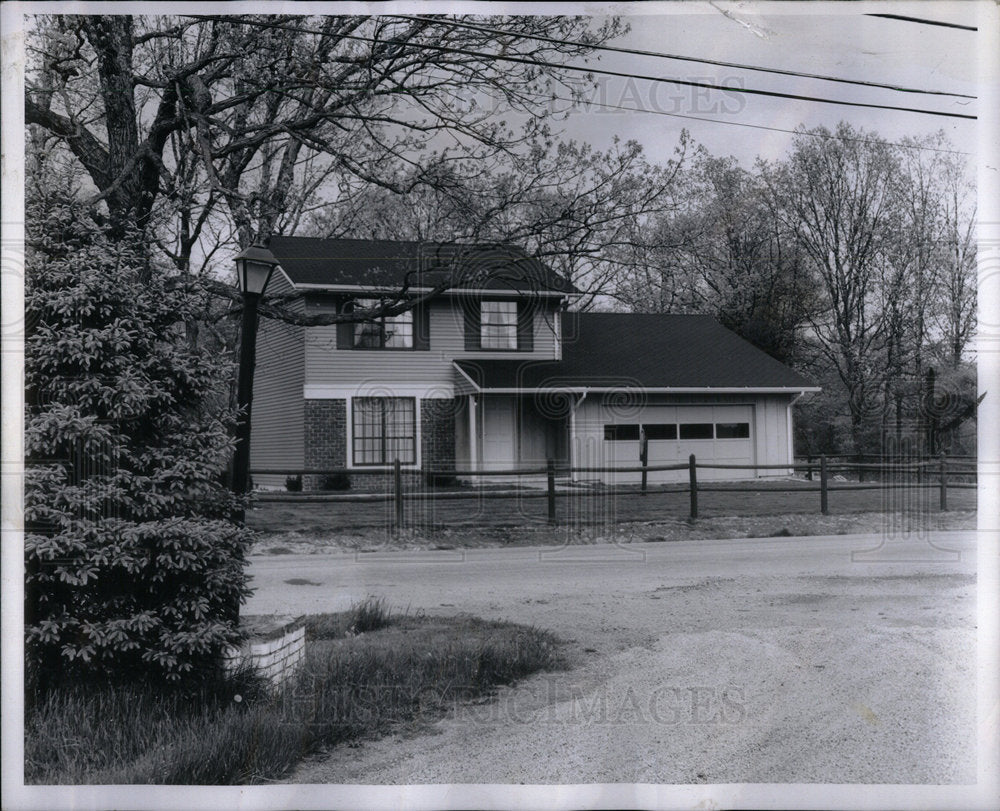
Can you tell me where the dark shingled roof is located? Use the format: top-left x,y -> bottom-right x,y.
455,313 -> 817,391
267,236 -> 576,294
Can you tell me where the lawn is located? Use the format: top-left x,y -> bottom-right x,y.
248,478 -> 977,546
24,599 -> 564,785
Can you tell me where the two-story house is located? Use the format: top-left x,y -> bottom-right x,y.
249,236 -> 819,489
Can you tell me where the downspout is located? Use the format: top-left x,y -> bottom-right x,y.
569,390 -> 588,483
787,391 -> 806,474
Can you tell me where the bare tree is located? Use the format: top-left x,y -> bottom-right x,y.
305,134 -> 688,308
613,149 -> 818,364
25,13 -> 625,292
762,123 -> 902,451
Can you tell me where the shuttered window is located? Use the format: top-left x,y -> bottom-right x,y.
465,298 -> 535,351
337,298 -> 427,350
480,301 -> 518,349
353,298 -> 413,348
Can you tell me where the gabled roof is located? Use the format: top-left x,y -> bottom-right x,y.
267,236 -> 576,295
455,313 -> 818,392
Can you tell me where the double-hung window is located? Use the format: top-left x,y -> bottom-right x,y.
352,397 -> 416,465
480,301 -> 518,350
353,298 -> 413,349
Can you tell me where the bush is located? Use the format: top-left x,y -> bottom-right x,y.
320,473 -> 351,491
24,202 -> 253,690
426,472 -> 459,488
285,475 -> 303,492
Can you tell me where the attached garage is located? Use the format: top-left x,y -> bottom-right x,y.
601,404 -> 756,483
454,313 -> 819,483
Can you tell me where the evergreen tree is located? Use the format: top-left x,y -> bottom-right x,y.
24,197 -> 253,690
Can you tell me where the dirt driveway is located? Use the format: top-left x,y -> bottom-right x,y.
246,531 -> 979,785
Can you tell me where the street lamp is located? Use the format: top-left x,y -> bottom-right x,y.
232,241 -> 280,499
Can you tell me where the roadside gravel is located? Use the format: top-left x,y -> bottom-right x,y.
284,556 -> 976,784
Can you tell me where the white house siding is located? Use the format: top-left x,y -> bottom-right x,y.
250,271 -> 306,489
573,392 -> 796,484
454,394 -> 569,473
303,297 -> 560,396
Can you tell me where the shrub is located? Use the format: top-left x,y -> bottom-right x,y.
426,472 -> 458,488
285,475 -> 303,492
24,201 -> 253,691
320,473 -> 351,491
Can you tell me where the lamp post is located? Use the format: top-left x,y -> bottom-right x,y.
232,242 -> 279,501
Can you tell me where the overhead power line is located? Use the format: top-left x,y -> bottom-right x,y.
185,15 -> 977,121
552,94 -> 971,155
865,13 -> 977,32
391,13 -> 976,100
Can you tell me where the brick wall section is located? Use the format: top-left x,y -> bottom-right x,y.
303,399 -> 346,491
421,398 -> 458,479
223,624 -> 305,689
300,397 -> 458,491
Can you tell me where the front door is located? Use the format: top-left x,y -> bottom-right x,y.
482,396 -> 516,471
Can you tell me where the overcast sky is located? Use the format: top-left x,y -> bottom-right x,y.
542,2 -> 981,170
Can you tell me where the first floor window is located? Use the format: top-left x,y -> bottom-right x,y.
352,397 -> 416,465
480,300 -> 518,349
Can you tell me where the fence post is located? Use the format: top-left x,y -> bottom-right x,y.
939,453 -> 948,512
820,454 -> 828,516
393,458 -> 404,529
547,458 -> 557,525
806,456 -> 813,481
688,454 -> 698,520
640,432 -> 648,496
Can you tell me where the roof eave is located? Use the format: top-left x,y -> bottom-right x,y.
288,282 -> 572,297
456,384 -> 822,395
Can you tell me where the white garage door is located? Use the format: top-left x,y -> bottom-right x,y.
603,405 -> 755,483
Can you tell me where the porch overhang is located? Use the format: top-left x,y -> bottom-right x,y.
452,360 -> 820,397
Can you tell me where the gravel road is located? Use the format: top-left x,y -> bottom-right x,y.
245,531 -> 979,785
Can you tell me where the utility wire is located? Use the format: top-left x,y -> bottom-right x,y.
391,13 -> 976,100
865,13 -> 977,32
185,15 -> 977,121
551,94 -> 972,155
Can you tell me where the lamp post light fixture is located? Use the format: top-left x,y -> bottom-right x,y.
232,241 -> 280,500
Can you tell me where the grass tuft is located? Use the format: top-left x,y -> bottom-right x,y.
25,600 -> 563,784
303,595 -> 393,639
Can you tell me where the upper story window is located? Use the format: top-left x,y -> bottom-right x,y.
480,301 -> 518,350
464,298 -> 535,352
350,298 -> 414,349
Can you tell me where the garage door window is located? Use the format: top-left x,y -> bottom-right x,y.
679,423 -> 714,440
606,421 -> 752,441
604,424 -> 641,441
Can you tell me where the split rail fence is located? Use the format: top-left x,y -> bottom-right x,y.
251,453 -> 977,529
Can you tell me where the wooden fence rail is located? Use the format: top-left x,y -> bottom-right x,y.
252,452 -> 975,528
